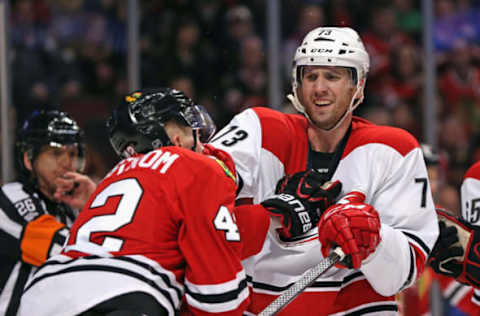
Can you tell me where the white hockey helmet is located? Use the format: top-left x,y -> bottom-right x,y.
288,27 -> 370,121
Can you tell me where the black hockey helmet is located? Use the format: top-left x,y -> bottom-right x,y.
107,88 -> 216,158
420,143 -> 440,166
16,110 -> 86,174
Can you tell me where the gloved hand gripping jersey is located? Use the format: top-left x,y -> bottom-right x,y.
261,169 -> 342,238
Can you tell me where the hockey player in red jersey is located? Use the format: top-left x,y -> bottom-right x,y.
18,88 -> 342,316
210,27 -> 439,315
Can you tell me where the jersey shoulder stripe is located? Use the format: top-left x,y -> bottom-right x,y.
252,107 -> 308,144
464,161 -> 480,181
346,117 -> 420,158
2,183 -> 29,202
252,107 -> 309,173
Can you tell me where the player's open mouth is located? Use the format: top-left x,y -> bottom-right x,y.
314,100 -> 332,107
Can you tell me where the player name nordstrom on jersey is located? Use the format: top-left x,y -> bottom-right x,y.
106,149 -> 179,178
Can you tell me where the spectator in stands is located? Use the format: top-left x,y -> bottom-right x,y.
283,4 -> 326,81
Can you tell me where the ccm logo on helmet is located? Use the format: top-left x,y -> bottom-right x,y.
310,48 -> 334,53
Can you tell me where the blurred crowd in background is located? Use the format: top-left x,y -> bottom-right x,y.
3,0 -> 480,214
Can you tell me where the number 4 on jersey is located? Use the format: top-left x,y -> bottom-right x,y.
214,206 -> 241,241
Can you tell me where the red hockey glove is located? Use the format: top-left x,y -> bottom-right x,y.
318,194 -> 381,269
429,208 -> 480,288
262,169 -> 342,238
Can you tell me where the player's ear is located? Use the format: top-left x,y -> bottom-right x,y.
171,134 -> 182,147
24,152 -> 33,171
163,120 -> 180,147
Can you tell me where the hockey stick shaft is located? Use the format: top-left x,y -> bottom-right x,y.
257,247 -> 345,316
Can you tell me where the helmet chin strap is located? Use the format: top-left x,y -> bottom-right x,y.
321,86 -> 362,131
191,129 -> 198,152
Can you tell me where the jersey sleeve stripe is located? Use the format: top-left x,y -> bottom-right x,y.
472,289 -> 480,306
115,255 -> 183,299
342,271 -> 364,284
246,272 -> 364,295
5,262 -> 32,316
184,269 -> 249,312
35,254 -> 183,295
341,302 -> 399,315
0,208 -> 22,239
446,282 -> 471,305
247,275 -> 290,292
185,278 -> 248,302
185,270 -> 247,295
185,283 -> 249,313
28,266 -> 179,313
250,277 -> 343,293
25,255 -> 184,310
402,246 -> 415,290
399,231 -> 430,290
402,231 -> 431,255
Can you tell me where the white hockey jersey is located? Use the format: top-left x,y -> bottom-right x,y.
210,107 -> 439,315
460,160 -> 480,307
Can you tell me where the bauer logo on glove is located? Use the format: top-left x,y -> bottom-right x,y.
261,169 -> 342,239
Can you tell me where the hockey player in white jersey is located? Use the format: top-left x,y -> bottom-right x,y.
210,27 -> 439,315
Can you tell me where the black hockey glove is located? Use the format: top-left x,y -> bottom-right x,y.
429,220 -> 463,278
261,169 -> 342,238
429,208 -> 480,288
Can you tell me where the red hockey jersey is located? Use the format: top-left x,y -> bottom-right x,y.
19,146 -> 250,316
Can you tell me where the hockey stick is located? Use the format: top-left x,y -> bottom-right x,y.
257,247 -> 345,316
